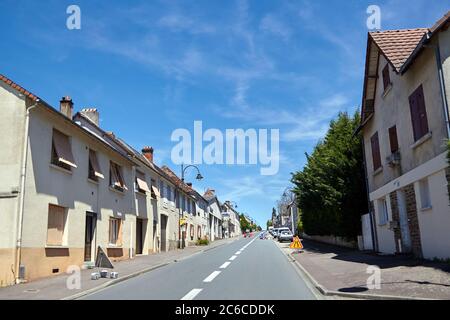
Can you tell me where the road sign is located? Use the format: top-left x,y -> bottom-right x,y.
180,218 -> 187,226
290,236 -> 304,250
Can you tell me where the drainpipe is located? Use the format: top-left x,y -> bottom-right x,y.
361,137 -> 378,252
15,100 -> 38,283
425,40 -> 450,138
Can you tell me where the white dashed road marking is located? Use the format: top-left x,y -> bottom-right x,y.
229,255 -> 237,261
203,271 -> 221,283
181,289 -> 203,300
220,262 -> 231,269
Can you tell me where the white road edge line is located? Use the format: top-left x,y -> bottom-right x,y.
220,262 -> 231,269
181,288 -> 203,300
203,271 -> 221,283
229,255 -> 237,261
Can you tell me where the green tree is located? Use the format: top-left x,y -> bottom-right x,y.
291,111 -> 368,240
266,220 -> 273,230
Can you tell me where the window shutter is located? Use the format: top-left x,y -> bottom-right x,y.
388,126 -> 399,153
47,205 -> 65,246
416,85 -> 429,138
89,150 -> 104,179
371,132 -> 382,171
52,130 -> 77,168
409,85 -> 429,141
382,64 -> 390,91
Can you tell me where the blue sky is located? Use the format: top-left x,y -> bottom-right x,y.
0,0 -> 448,226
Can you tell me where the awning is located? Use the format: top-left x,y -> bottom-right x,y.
151,185 -> 160,198
89,149 -> 104,179
53,130 -> 77,168
136,177 -> 151,193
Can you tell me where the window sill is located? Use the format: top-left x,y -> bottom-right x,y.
382,83 -> 393,98
109,186 -> 125,195
373,167 -> 383,177
45,245 -> 69,249
107,244 -> 123,248
135,190 -> 147,196
410,132 -> 432,150
50,163 -> 72,175
421,206 -> 433,212
88,178 -> 99,185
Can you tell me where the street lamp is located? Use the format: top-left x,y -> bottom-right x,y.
178,164 -> 204,249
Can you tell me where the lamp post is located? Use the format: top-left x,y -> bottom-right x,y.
178,164 -> 203,249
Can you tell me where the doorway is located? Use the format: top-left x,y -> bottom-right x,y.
84,212 -> 97,262
136,218 -> 144,255
160,215 -> 168,252
397,190 -> 412,253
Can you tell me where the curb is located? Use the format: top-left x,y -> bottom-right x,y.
287,253 -> 435,301
62,239 -> 236,300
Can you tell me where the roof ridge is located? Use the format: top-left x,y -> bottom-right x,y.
0,73 -> 40,101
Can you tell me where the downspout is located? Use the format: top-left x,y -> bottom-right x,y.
361,136 -> 378,252
426,39 -> 450,138
15,100 -> 38,283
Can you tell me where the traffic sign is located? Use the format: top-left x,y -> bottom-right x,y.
290,236 -> 304,250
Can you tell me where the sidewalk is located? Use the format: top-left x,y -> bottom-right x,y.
0,238 -> 237,300
285,239 -> 450,300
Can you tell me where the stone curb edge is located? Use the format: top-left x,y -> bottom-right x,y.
62,240 -> 232,300
287,253 -> 435,301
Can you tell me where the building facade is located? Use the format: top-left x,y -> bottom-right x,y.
359,12 -> 450,259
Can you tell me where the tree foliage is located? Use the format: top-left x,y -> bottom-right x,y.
291,112 -> 368,240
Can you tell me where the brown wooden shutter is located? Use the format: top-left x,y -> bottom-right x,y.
409,85 -> 429,141
47,205 -> 65,246
371,132 -> 382,171
388,126 -> 399,153
382,64 -> 390,92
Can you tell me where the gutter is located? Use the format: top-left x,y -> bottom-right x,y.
15,100 -> 38,283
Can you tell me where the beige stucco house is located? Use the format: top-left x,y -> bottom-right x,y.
358,12 -> 450,259
0,77 -> 137,286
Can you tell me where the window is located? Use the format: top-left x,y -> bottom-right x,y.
419,178 -> 432,209
371,132 -> 382,171
182,195 -> 186,212
135,171 -> 150,194
150,179 -> 159,199
166,185 -> 172,202
190,224 -> 194,240
388,126 -> 399,154
409,85 -> 429,142
197,226 -> 202,239
377,198 -> 389,226
51,129 -> 76,170
382,64 -> 391,92
109,162 -> 127,192
47,204 -> 66,246
88,149 -> 103,181
159,180 -> 165,199
109,218 -> 122,246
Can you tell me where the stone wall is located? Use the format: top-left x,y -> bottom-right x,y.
404,184 -> 423,258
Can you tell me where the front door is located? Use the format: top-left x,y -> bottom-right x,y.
160,215 -> 167,252
84,213 -> 96,262
136,218 -> 143,255
397,190 -> 412,253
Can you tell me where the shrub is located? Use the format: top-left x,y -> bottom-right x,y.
196,237 -> 209,246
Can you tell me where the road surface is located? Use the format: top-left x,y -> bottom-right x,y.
83,234 -> 318,300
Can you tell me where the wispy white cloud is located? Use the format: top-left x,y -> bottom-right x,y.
157,14 -> 216,34
260,14 -> 292,41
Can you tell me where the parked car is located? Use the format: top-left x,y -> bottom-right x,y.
278,230 -> 294,243
274,227 -> 290,239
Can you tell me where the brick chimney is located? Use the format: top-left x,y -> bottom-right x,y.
142,146 -> 154,163
81,108 -> 99,126
60,96 -> 73,119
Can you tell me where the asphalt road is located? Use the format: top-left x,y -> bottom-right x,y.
83,234 -> 318,300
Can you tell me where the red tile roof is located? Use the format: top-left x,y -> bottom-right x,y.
0,74 -> 40,101
369,28 -> 428,72
161,165 -> 193,194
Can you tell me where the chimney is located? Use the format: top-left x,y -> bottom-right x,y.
60,96 -> 73,119
142,146 -> 154,163
81,108 -> 99,126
